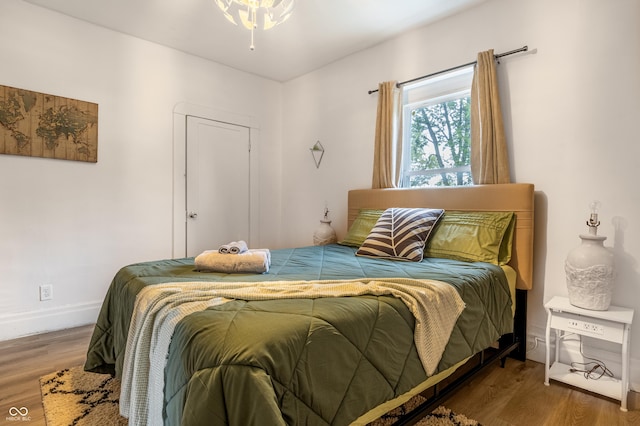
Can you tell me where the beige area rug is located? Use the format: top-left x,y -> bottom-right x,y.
371,394 -> 481,426
41,366 -> 480,426
40,366 -> 126,426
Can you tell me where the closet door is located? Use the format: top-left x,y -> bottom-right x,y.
185,116 -> 250,257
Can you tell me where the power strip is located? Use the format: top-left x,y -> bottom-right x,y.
567,319 -> 605,335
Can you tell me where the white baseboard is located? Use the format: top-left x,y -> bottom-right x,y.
526,326 -> 640,393
0,301 -> 101,341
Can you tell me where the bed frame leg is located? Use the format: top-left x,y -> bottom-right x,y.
511,289 -> 527,361
497,288 -> 527,363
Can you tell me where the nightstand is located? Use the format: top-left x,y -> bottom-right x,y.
544,295 -> 634,411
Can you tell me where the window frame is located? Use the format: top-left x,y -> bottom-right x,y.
400,66 -> 474,188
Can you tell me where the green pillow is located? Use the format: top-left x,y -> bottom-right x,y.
338,209 -> 384,247
498,213 -> 516,264
425,211 -> 515,265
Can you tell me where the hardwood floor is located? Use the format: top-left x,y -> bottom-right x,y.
0,324 -> 638,426
443,356 -> 640,426
0,324 -> 94,426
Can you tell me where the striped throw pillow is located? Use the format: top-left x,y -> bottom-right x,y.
356,208 -> 444,261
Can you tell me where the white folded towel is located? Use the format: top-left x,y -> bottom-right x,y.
195,249 -> 271,274
218,240 -> 249,254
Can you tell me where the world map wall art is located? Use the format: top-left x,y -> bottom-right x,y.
0,84 -> 98,163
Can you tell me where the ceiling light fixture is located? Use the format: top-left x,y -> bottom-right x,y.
215,0 -> 295,50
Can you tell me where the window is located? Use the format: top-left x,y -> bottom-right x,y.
401,67 -> 474,187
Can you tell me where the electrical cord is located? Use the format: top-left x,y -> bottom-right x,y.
569,338 -> 613,380
526,336 -> 545,353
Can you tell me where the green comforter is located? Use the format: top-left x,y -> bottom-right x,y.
85,244 -> 513,425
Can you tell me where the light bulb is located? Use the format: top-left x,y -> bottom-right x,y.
587,200 -> 601,233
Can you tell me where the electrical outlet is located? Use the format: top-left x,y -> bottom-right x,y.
584,322 -> 605,334
40,284 -> 53,301
567,318 -> 604,335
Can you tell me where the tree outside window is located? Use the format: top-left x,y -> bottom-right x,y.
401,67 -> 473,187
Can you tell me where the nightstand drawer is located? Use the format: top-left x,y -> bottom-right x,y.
549,309 -> 625,344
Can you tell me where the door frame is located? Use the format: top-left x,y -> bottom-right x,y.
172,102 -> 260,258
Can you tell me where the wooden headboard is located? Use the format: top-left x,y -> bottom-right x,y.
348,183 -> 534,290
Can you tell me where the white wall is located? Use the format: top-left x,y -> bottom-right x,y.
0,0 -> 283,339
282,0 -> 640,385
3,0 -> 640,389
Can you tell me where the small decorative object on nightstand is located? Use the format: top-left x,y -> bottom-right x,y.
565,201 -> 615,310
313,207 -> 337,246
544,296 -> 634,411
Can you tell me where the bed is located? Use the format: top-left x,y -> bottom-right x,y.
84,183 -> 534,426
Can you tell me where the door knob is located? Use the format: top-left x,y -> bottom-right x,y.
188,212 -> 198,219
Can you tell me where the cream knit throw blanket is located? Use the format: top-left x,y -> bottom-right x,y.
119,278 -> 465,426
